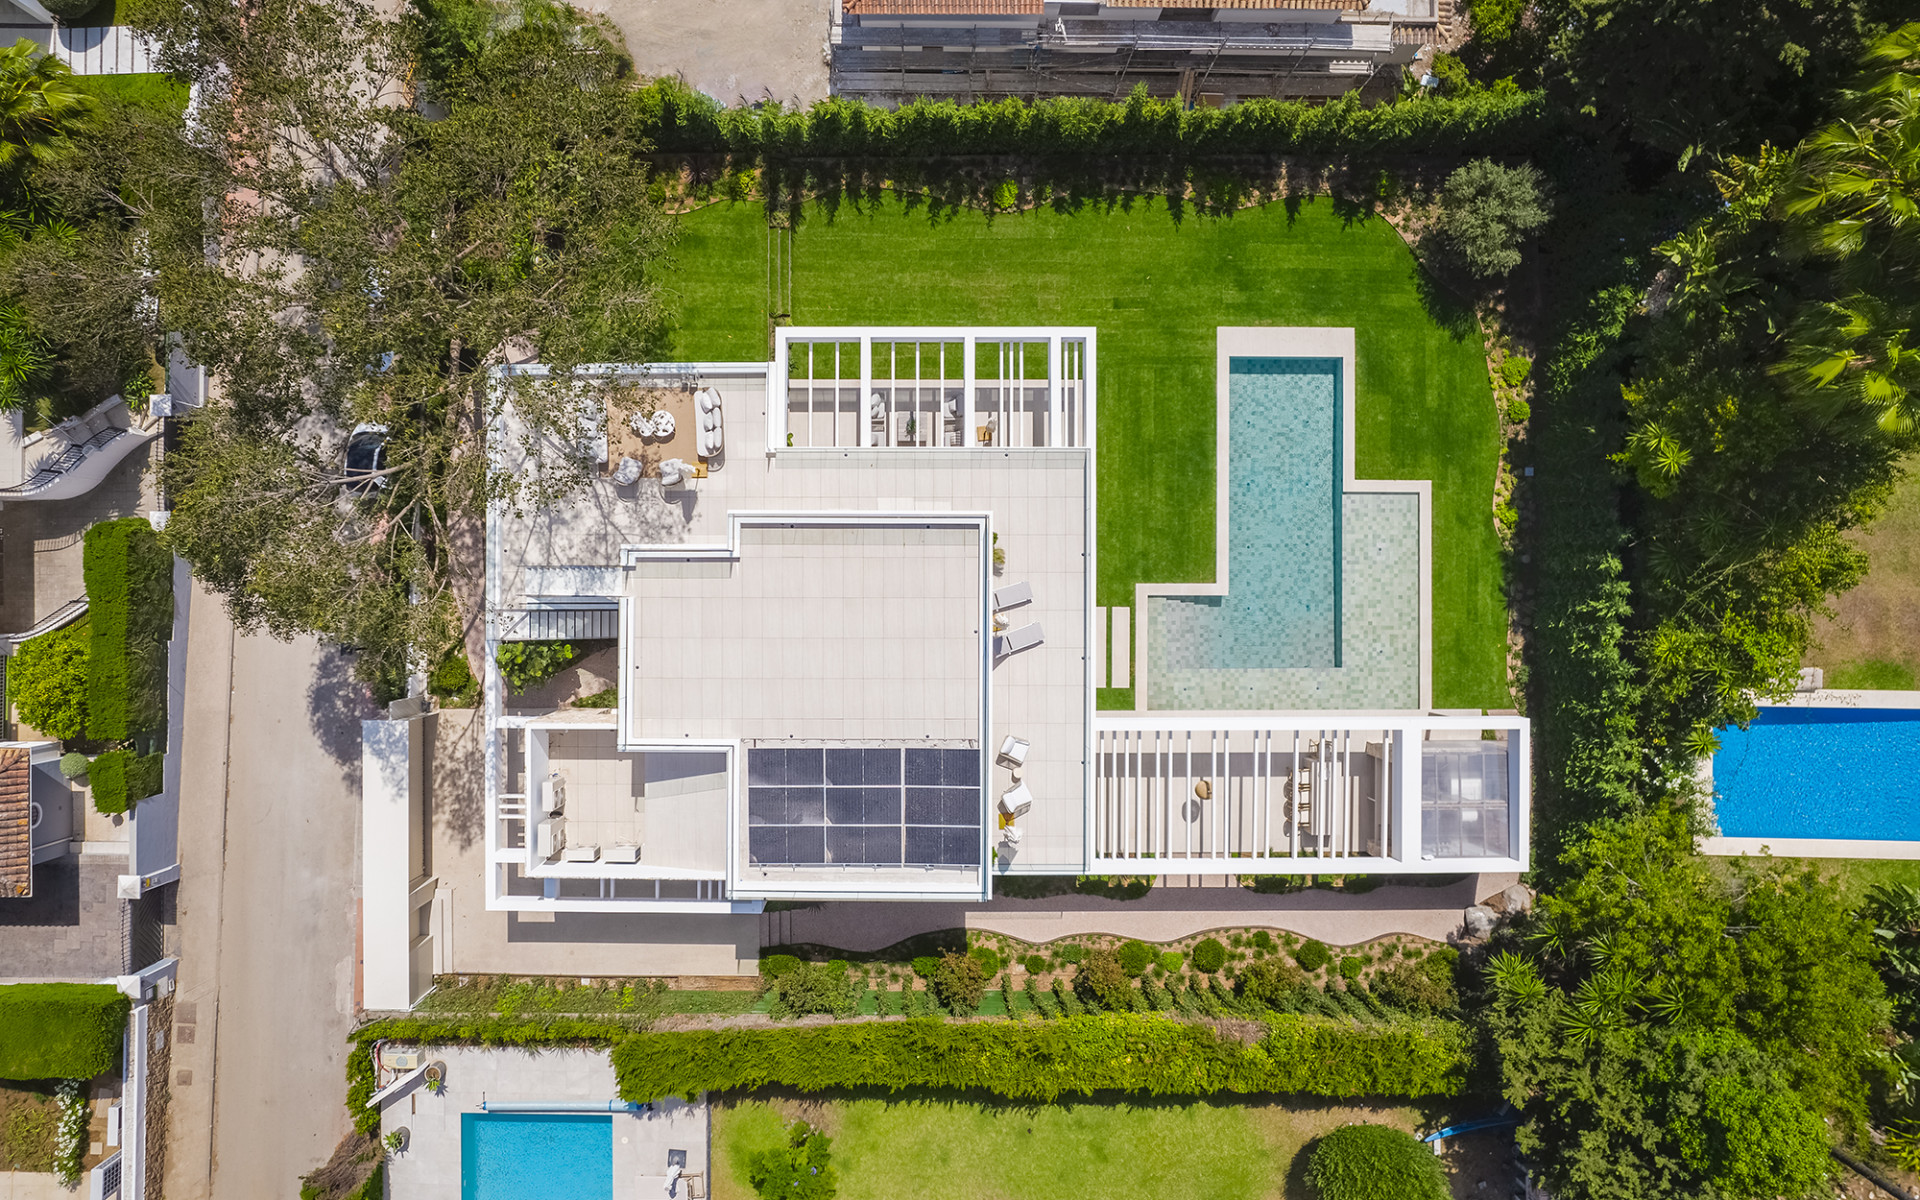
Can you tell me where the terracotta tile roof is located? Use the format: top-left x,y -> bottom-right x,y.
1105,0 -> 1368,7
0,747 -> 32,899
845,0 -> 1042,13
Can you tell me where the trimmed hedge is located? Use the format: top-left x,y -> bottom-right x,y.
611,1013 -> 1468,1103
82,518 -> 173,742
0,983 -> 130,1080
1306,1123 -> 1449,1200
634,81 -> 1557,161
88,749 -> 163,814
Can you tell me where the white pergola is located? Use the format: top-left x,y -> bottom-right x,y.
769,326 -> 1094,451
1085,713 -> 1530,874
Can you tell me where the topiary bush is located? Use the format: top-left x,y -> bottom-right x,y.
759,954 -> 802,978
58,752 -> 90,780
10,624 -> 89,740
1251,931 -> 1274,951
1191,938 -> 1227,974
1158,950 -> 1185,974
1022,955 -> 1048,975
1305,1123 -> 1447,1200
1507,398 -> 1532,422
427,648 -> 478,707
1295,939 -> 1333,973
1117,939 -> 1154,977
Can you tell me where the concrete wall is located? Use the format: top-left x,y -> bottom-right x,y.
362,713 -> 437,1010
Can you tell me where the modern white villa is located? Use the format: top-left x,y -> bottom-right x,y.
450,325 -> 1526,927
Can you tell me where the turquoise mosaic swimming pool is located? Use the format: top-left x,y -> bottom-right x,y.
1155,357 -> 1342,669
1145,353 -> 1422,711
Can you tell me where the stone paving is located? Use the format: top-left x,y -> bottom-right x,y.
0,853 -> 127,981
0,442 -> 156,632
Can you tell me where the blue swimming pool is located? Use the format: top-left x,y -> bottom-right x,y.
1712,706 -> 1920,841
1152,356 -> 1341,670
460,1113 -> 612,1200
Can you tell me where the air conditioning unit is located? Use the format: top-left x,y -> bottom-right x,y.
386,1049 -> 424,1071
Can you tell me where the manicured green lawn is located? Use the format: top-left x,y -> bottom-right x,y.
666,195 -> 1508,708
713,1095 -> 1284,1200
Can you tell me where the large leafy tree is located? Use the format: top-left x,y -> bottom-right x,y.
1533,0 -> 1908,161
1483,812 -> 1889,1200
96,0 -> 677,690
1612,25 -> 1920,750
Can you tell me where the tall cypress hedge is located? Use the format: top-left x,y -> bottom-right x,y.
611,1013 -> 1468,1103
632,82 -> 1556,162
0,983 -> 130,1080
82,518 -> 173,742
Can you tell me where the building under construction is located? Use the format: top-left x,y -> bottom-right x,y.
834,0 -> 1456,107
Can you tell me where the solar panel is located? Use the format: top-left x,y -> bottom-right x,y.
747,744 -> 981,868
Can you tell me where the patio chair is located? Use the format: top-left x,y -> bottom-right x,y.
992,581 -> 1034,611
650,410 -> 676,439
610,456 -> 642,486
604,843 -> 641,864
535,816 -> 566,860
998,783 -> 1033,818
658,458 -> 693,487
998,735 -> 1030,767
993,622 -> 1044,658
562,843 -> 600,863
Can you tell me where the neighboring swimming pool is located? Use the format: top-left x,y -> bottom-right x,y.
1712,706 -> 1920,841
1153,357 -> 1342,670
460,1113 -> 612,1200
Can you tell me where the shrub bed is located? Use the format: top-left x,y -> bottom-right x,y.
82,518 -> 172,742
612,1013 -> 1468,1103
0,984 -> 131,1080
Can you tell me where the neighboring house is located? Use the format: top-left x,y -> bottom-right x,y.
382,323 -> 1529,946
0,0 -> 51,50
0,740 -> 68,899
831,0 -> 1444,105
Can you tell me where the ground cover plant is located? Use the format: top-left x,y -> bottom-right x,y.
0,983 -> 130,1080
0,1081 -> 58,1172
667,193 -> 1509,709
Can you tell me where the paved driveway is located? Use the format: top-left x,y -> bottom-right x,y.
165,583 -> 374,1200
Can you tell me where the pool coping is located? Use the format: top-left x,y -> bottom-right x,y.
1129,326 -> 1432,713
1699,690 -> 1920,859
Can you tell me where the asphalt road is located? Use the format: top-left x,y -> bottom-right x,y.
166,583 -> 373,1199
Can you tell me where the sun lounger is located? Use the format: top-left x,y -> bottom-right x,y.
998,735 -> 1030,767
992,581 -> 1034,611
993,622 -> 1044,657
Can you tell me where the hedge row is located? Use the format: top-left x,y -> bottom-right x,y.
82,518 -> 172,742
0,983 -> 130,1080
89,749 -> 163,814
633,81 -> 1557,161
611,1013 -> 1468,1103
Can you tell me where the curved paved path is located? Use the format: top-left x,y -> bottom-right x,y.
764,873 -> 1519,952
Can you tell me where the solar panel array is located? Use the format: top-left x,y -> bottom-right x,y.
747,746 -> 982,867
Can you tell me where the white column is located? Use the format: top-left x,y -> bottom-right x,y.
962,335 -> 976,449
1046,335 -> 1061,449
859,335 -> 872,448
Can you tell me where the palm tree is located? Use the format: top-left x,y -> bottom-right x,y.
0,39 -> 97,176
